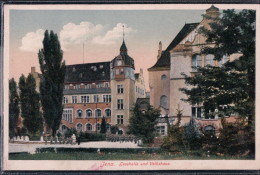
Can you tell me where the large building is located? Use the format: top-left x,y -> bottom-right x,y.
148,5 -> 239,135
59,39 -> 146,135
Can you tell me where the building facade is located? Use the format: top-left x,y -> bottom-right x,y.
59,39 -> 146,135
148,5 -> 239,135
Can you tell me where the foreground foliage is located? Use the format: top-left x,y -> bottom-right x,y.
128,104 -> 161,144
19,74 -> 43,135
9,78 -> 20,138
38,30 -> 66,136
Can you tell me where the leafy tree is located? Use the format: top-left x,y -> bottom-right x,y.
128,104 -> 160,144
100,117 -> 107,133
9,78 -> 20,138
162,107 -> 184,152
38,30 -> 66,136
19,74 -> 43,135
180,10 -> 255,129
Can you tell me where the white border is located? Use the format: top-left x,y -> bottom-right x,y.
3,4 -> 260,171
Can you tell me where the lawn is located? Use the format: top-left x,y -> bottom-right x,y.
9,152 -> 254,160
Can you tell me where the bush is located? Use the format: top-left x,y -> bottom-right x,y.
183,119 -> 202,151
78,132 -> 106,142
161,107 -> 184,152
29,135 -> 41,141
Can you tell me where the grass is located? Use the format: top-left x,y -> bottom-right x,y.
9,151 -> 254,160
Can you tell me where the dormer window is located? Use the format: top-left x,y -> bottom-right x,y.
117,60 -> 122,66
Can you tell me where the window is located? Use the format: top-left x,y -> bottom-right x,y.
61,125 -> 68,132
192,105 -> 202,118
81,96 -> 89,103
94,95 -> 100,103
86,123 -> 92,131
160,96 -> 168,109
103,95 -> 111,103
64,85 -> 69,89
105,82 -> 109,88
106,124 -> 111,131
76,84 -> 80,89
204,107 -> 215,119
85,84 -> 91,89
117,85 -> 124,94
117,99 -> 124,109
120,68 -> 124,74
117,115 -> 124,124
72,96 -> 77,103
96,123 -> 101,131
192,55 -> 202,71
96,83 -> 104,88
156,126 -> 165,136
204,125 -> 215,136
105,109 -> 111,117
219,55 -> 229,67
76,123 -> 83,132
161,74 -> 166,80
116,69 -> 119,75
95,109 -> 102,118
62,109 -> 73,123
77,109 -> 83,118
205,54 -> 215,66
86,109 -> 92,118
63,96 -> 68,104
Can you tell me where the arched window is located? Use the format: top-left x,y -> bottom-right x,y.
219,55 -> 229,67
106,123 -> 111,131
95,109 -> 102,118
61,125 -> 68,131
204,125 -> 215,135
77,109 -> 83,118
161,74 -> 166,80
86,109 -> 92,118
205,54 -> 215,66
192,55 -> 201,71
76,123 -> 83,132
105,109 -> 111,117
160,95 -> 168,109
96,123 -> 101,131
86,123 -> 92,131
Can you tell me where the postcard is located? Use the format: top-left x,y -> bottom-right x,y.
2,3 -> 260,171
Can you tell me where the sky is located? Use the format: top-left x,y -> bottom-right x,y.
9,9 -> 206,91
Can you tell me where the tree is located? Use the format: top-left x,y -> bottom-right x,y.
19,74 -> 43,135
100,117 -> 107,133
128,104 -> 160,144
162,107 -> 184,152
183,119 -> 201,151
180,10 -> 255,129
9,78 -> 20,138
38,30 -> 66,136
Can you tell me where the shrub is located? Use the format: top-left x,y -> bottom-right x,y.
183,119 -> 202,151
161,107 -> 184,152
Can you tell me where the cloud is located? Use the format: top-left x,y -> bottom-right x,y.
19,29 -> 44,52
92,23 -> 136,45
59,21 -> 103,50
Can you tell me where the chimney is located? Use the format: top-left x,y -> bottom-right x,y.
31,67 -> 36,73
157,41 -> 162,60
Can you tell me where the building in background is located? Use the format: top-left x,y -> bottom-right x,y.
148,5 -> 239,135
59,39 -> 146,135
